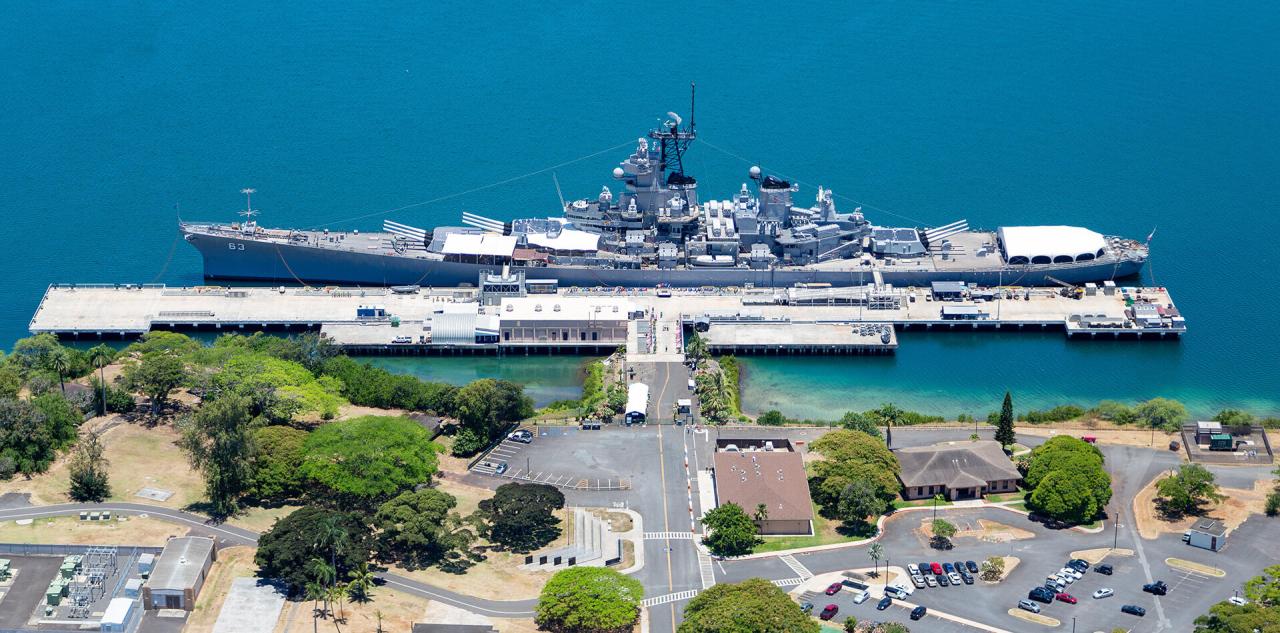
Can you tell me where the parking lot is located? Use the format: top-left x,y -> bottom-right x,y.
469,426 -> 639,490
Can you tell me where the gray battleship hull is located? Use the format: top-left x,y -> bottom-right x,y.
187,231 -> 1144,288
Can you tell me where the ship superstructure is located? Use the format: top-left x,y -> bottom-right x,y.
181,102 -> 1148,288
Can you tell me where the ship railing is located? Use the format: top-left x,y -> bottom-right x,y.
51,283 -> 165,290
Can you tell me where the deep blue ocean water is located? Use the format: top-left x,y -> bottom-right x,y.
2,3 -> 1277,417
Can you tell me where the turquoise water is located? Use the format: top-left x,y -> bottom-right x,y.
366,356 -> 589,408
1,3 -> 1277,416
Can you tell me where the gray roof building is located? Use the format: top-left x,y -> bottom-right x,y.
896,441 -> 1022,501
143,536 -> 216,610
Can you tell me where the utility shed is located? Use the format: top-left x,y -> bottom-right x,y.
143,536 -> 216,610
930,281 -> 966,300
1187,518 -> 1227,552
100,597 -> 135,632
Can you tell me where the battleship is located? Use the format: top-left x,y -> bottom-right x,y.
181,103 -> 1148,289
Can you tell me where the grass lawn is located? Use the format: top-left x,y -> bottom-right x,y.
985,490 -> 1027,503
227,505 -> 301,533
0,514 -> 187,546
753,501 -> 874,554
1005,501 -> 1028,512
893,497 -> 954,510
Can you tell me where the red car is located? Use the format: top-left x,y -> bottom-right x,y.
825,582 -> 842,596
1056,592 -> 1077,604
930,562 -> 944,575
820,604 -> 839,621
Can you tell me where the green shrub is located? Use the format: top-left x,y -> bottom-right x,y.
1020,405 -> 1086,424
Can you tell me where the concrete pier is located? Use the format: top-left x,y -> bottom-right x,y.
27,281 -> 1183,354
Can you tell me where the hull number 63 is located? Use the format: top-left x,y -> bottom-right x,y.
228,242 -> 246,251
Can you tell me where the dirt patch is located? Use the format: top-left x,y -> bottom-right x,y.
980,556 -> 1020,583
1069,548 -> 1134,565
228,505 -> 301,534
336,404 -> 408,420
0,514 -> 187,546
589,509 -> 634,533
958,519 -> 1035,543
1006,607 -> 1059,627
1133,475 -> 1271,540
185,546 -> 259,633
1017,426 -> 1178,448
278,584 -> 429,633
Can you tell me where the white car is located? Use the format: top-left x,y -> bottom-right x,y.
907,563 -> 920,575
851,590 -> 871,604
1060,567 -> 1083,580
948,572 -> 962,586
1092,588 -> 1114,599
1228,596 -> 1249,606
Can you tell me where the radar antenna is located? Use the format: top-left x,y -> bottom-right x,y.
239,188 -> 259,221
649,82 -> 697,186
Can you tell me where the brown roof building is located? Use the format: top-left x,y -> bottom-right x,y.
711,440 -> 814,535
895,441 -> 1022,501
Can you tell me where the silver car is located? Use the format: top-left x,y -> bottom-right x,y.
1092,588 -> 1115,599
1018,599 -> 1042,614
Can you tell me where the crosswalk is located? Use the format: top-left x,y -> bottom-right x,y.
779,554 -> 813,580
643,531 -> 696,540
697,550 -> 716,589
641,589 -> 700,607
772,577 -> 805,588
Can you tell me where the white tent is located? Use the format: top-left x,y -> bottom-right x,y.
998,226 -> 1107,265
625,383 -> 649,424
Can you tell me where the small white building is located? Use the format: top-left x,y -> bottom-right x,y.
625,383 -> 649,425
143,536 -> 216,610
100,597 -> 135,632
1187,518 -> 1227,552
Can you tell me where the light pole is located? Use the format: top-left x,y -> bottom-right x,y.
1071,616 -> 1076,633
1113,515 -> 1120,550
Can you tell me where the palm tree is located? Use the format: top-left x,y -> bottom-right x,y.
346,562 -> 375,603
88,345 -> 114,415
374,610 -> 385,633
868,542 -> 883,579
329,583 -> 347,623
304,582 -> 326,631
307,558 -> 336,616
753,503 -> 769,523
50,350 -> 69,395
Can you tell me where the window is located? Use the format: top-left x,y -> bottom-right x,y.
503,331 -> 510,341
580,331 -> 587,341
592,331 -> 598,341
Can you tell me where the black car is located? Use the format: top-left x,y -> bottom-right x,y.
1095,563 -> 1114,575
910,606 -> 927,620
1067,559 -> 1090,572
954,561 -> 966,574
1121,604 -> 1147,617
1029,587 -> 1055,604
938,574 -> 950,587
1143,581 -> 1168,596
877,596 -> 893,611
960,573 -> 974,585
965,560 -> 979,574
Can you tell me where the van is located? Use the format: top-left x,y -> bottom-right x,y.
885,584 -> 913,599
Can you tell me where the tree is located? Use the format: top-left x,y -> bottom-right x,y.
995,391 -> 1016,447
808,430 -> 901,517
0,398 -> 55,476
255,507 -> 370,596
869,403 -> 903,438
0,367 -> 19,400
373,488 -> 464,568
346,562 -> 375,603
1214,409 -> 1256,436
839,411 -> 882,438
179,392 -> 256,517
1194,565 -> 1280,632
68,431 -> 111,502
753,503 -> 768,522
685,331 -> 709,366
679,578 -> 819,633
836,479 -> 888,525
453,379 -> 533,440
1267,490 -> 1280,518
868,542 -> 884,578
535,567 -> 644,633
1156,464 -> 1224,518
931,519 -> 957,549
1024,436 -> 1105,489
1135,397 -> 1189,432
477,482 -> 565,552
124,351 -> 187,415
248,426 -> 308,501
300,415 -> 439,506
50,350 -> 69,395
843,616 -> 858,633
127,331 -> 200,357
88,345 -> 115,416
1029,468 -> 1107,524
32,393 -> 82,448
700,502 -> 759,557
757,410 -> 786,426
980,556 -> 1005,582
